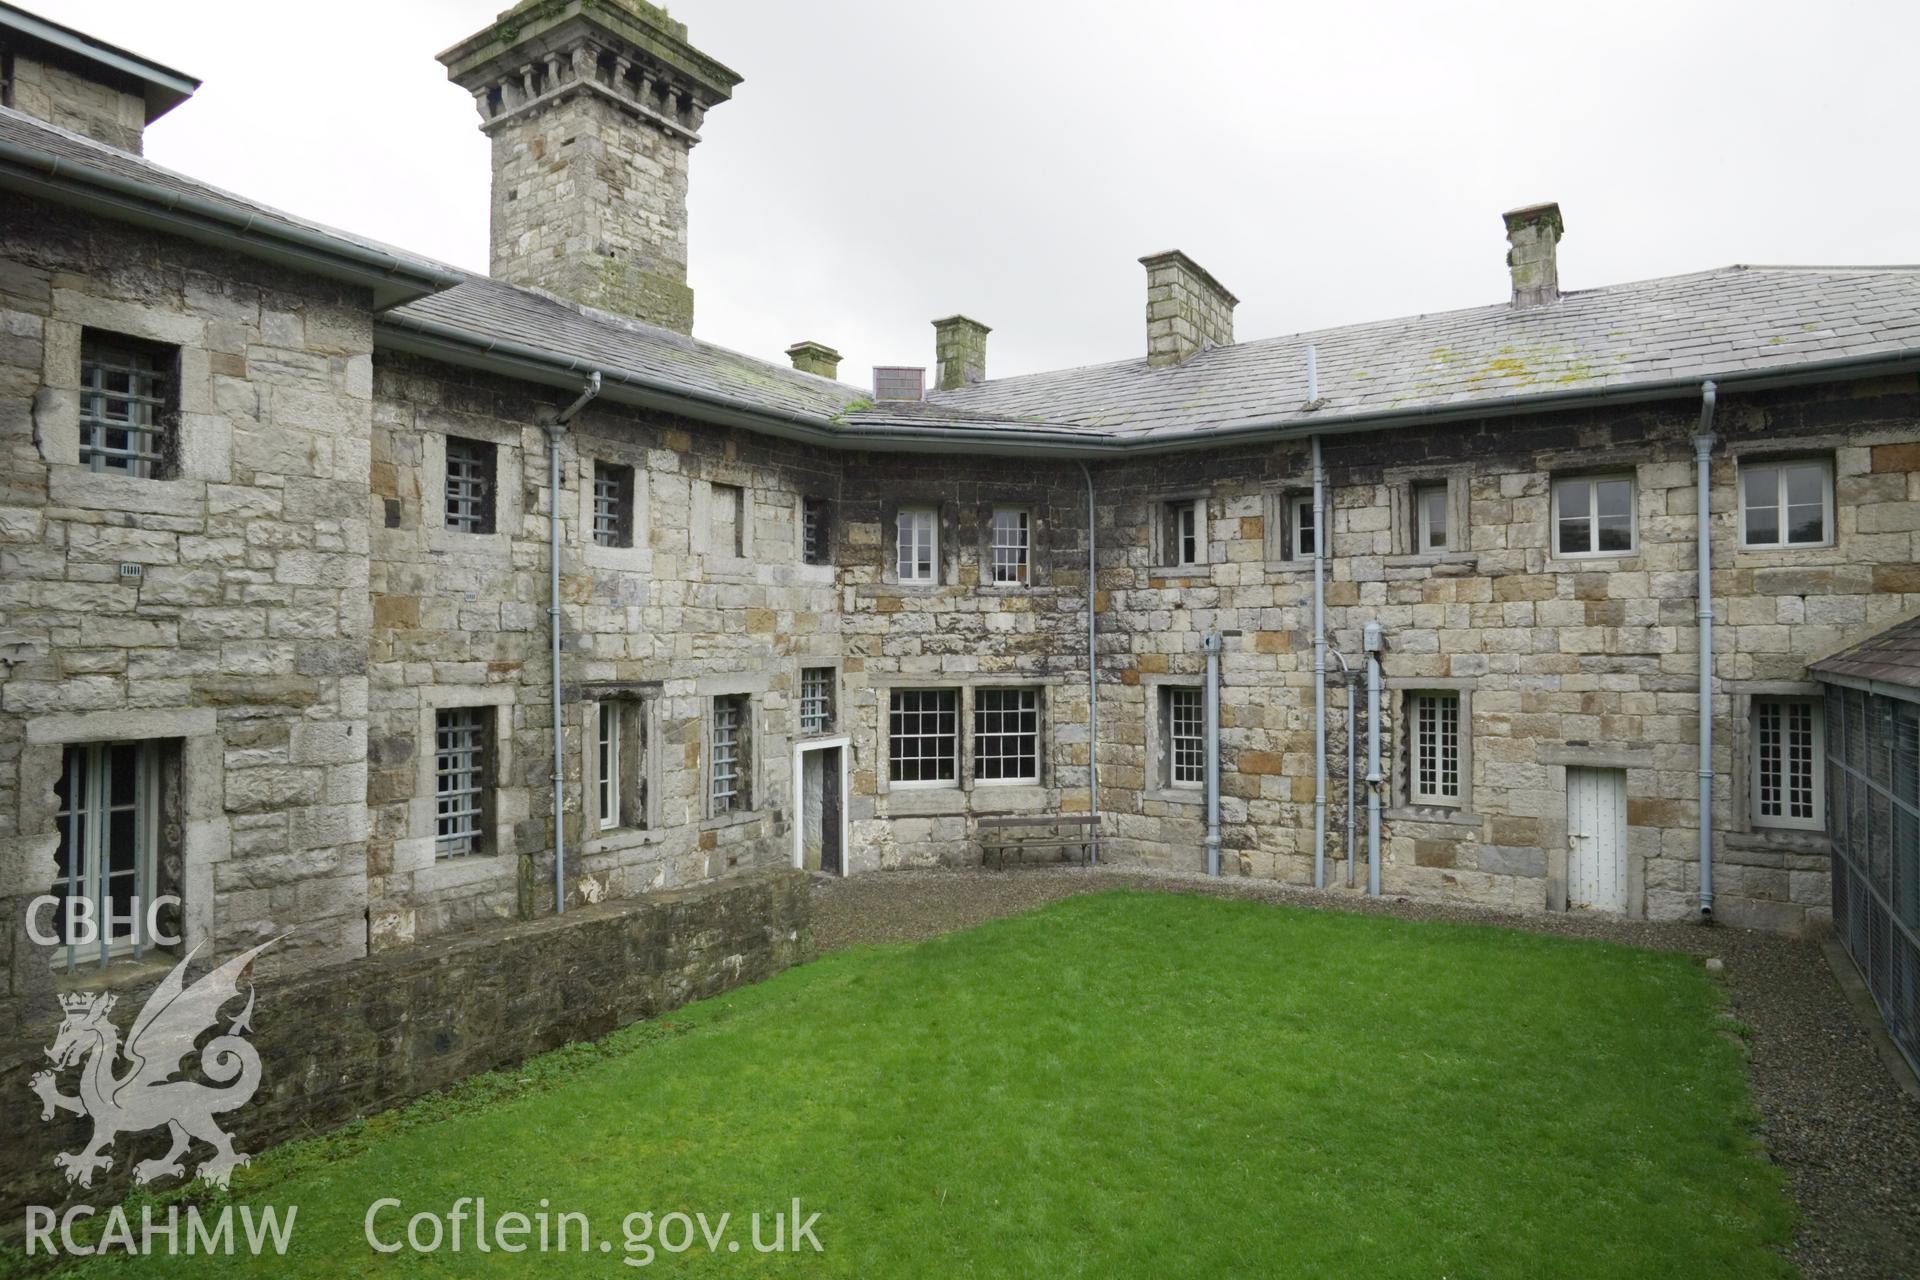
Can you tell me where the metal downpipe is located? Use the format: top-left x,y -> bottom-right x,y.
1312,435 -> 1328,890
1204,631 -> 1223,876
1364,621 -> 1384,897
1078,462 -> 1100,863
1694,381 -> 1718,918
546,371 -> 602,916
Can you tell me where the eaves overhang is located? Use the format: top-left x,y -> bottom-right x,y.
375,312 -> 1920,462
0,138 -> 465,308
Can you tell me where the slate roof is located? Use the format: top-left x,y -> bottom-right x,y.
904,266 -> 1920,440
10,101 -> 1920,447
1812,613 -> 1920,694
0,108 -> 461,304
389,277 -> 868,421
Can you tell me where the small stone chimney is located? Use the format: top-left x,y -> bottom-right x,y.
1503,202 -> 1564,307
785,340 -> 841,380
1140,251 -> 1237,367
439,0 -> 742,334
932,315 -> 989,390
0,4 -> 198,153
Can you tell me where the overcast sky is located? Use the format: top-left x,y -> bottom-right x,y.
35,0 -> 1920,388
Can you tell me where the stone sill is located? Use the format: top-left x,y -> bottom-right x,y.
584,826 -> 666,856
700,809 -> 763,833
1146,787 -> 1205,807
1383,553 -> 1477,573
50,951 -> 176,993
1544,554 -> 1642,572
1730,542 -> 1839,564
1726,829 -> 1831,856
1385,805 -> 1481,829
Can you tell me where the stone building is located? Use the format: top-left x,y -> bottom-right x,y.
3,0 -> 1919,1026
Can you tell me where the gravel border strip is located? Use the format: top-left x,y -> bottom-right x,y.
809,866 -> 1920,1280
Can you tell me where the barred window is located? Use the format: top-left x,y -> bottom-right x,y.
435,708 -> 488,856
79,332 -> 173,478
897,506 -> 938,582
596,700 -> 622,829
53,740 -> 164,967
889,688 -> 958,785
802,497 -> 832,565
444,437 -> 496,534
990,508 -> 1030,584
1411,692 -> 1462,805
593,461 -> 634,548
711,695 -> 749,813
1741,459 -> 1831,548
1163,686 -> 1204,787
1753,697 -> 1823,830
799,666 -> 835,736
1163,500 -> 1202,566
1553,475 -> 1635,556
976,688 -> 1040,783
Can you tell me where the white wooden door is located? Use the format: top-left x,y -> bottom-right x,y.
1566,767 -> 1628,912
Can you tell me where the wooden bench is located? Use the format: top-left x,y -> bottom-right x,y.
974,814 -> 1101,870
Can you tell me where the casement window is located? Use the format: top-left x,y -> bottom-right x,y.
1162,499 -> 1204,567
802,497 -> 832,565
888,688 -> 959,785
975,687 -> 1040,783
710,695 -> 751,814
596,700 -> 622,830
444,437 -> 497,534
592,461 -> 635,548
711,483 -> 745,557
990,507 -> 1030,584
1161,685 -> 1205,788
799,666 -> 836,736
1414,482 -> 1450,554
1290,495 -> 1316,561
52,740 -> 163,963
1740,459 -> 1832,548
897,506 -> 938,583
1751,697 -> 1824,830
434,708 -> 489,856
1553,474 -> 1635,557
1409,691 -> 1463,805
79,331 -> 175,478
589,696 -> 649,833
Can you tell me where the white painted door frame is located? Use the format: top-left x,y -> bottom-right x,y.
791,734 -> 852,875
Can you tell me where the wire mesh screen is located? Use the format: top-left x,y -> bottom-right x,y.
1824,682 -> 1920,1076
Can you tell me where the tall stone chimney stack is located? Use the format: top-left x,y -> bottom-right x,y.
439,0 -> 741,334
1140,251 -> 1236,367
932,316 -> 989,390
1503,202 -> 1564,308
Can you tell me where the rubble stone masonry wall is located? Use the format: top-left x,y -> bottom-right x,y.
0,199 -> 376,1000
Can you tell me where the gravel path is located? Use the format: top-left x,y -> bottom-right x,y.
810,866 -> 1920,1280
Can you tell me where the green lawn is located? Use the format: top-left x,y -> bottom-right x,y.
61,891 -> 1792,1277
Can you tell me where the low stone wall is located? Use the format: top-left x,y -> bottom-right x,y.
0,869 -> 813,1220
